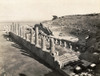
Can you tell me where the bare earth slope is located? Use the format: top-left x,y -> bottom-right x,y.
42,13 -> 100,52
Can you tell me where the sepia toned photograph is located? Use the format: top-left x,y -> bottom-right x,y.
0,0 -> 100,76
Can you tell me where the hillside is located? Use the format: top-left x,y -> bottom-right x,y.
42,13 -> 100,52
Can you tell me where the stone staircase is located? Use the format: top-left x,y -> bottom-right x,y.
56,53 -> 79,68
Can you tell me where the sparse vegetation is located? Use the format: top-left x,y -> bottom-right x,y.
42,13 -> 100,53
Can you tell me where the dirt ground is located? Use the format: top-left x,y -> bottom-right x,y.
0,25 -> 62,76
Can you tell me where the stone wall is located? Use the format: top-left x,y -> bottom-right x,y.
9,32 -> 59,69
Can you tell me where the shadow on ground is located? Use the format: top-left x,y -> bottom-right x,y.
20,48 -> 53,70
2,33 -> 63,76
19,45 -> 63,76
44,71 -> 62,76
13,43 -> 63,76
19,73 -> 27,76
11,43 -> 22,49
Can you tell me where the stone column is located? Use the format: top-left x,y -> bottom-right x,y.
7,25 -> 9,32
15,23 -> 17,35
30,29 -> 34,44
64,41 -> 67,48
35,26 -> 39,46
14,23 -> 16,34
47,37 -> 50,42
21,26 -> 23,38
20,26 -> 23,37
10,25 -> 12,32
5,25 -> 7,32
20,26 -> 22,37
25,33 -> 28,41
12,23 -> 14,33
55,39 -> 58,44
56,51 -> 59,56
59,40 -> 62,45
12,24 -> 14,33
11,24 -> 13,33
13,23 -> 15,33
14,23 -> 15,33
50,38 -> 55,55
69,43 -> 72,50
41,36 -> 46,50
11,25 -> 12,32
21,26 -> 23,37
23,26 -> 25,39
16,24 -> 18,35
18,24 -> 20,36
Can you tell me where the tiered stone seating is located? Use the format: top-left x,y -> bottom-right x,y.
57,53 -> 79,68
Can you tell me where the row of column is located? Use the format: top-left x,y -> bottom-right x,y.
10,23 -> 33,43
10,23 -> 55,55
54,39 -> 72,48
9,23 -> 72,57
34,26 -> 72,56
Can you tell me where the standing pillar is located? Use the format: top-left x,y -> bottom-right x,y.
55,39 -> 58,44
13,23 -> 15,33
59,40 -> 62,45
50,38 -> 55,55
69,43 -> 72,50
12,25 -> 13,32
21,26 -> 23,38
25,32 -> 27,40
14,23 -> 16,34
10,25 -> 12,32
16,24 -> 18,35
10,25 -> 11,32
12,23 -> 14,33
26,34 -> 28,41
19,26 -> 22,37
9,25 -> 10,32
47,37 -> 50,42
64,41 -> 67,48
41,36 -> 46,50
18,24 -> 20,36
12,24 -> 13,32
7,25 -> 9,32
23,26 -> 25,39
12,24 -> 14,33
35,26 -> 39,46
21,26 -> 23,37
20,26 -> 23,37
15,24 -> 17,34
30,29 -> 34,44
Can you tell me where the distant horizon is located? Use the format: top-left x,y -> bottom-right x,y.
0,12 -> 100,22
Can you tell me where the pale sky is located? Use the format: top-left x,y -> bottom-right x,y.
0,0 -> 100,22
